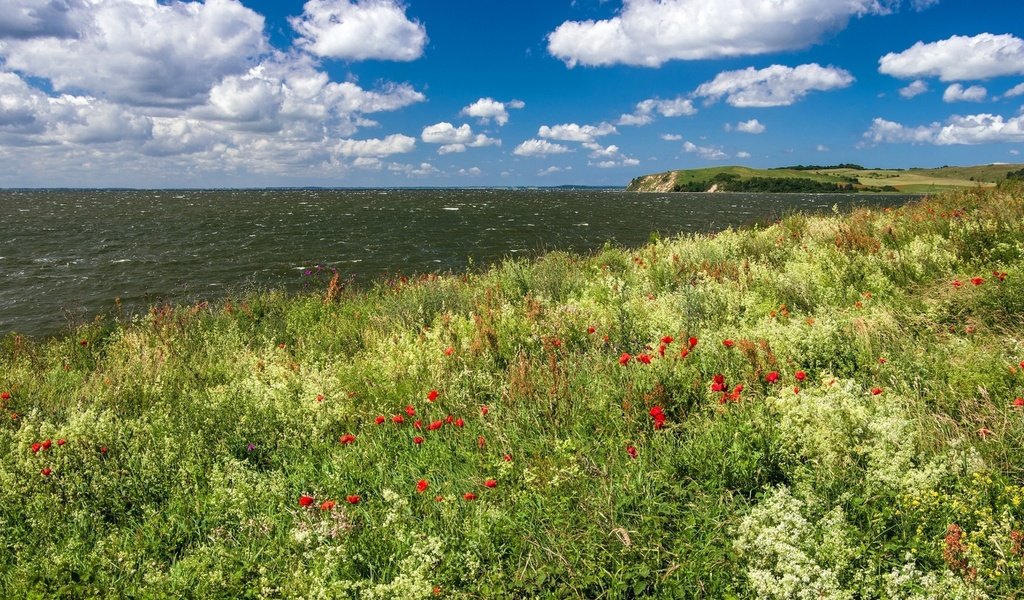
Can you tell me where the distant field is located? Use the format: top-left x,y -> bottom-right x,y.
628,163 -> 1024,193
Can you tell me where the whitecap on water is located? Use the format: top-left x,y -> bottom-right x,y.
442,207 -> 459,211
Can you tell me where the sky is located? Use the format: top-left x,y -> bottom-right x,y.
0,0 -> 1022,188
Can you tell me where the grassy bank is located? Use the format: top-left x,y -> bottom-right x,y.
3,185 -> 1024,598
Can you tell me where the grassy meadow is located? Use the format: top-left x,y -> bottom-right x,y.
4,184 -> 1024,598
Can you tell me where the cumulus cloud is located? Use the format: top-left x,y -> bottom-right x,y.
0,0 -> 81,38
388,161 -> 439,177
880,34 -> 1024,82
736,151 -> 752,158
460,98 -> 525,126
513,139 -> 572,157
458,166 -> 482,176
1002,83 -> 1024,99
581,141 -> 639,167
548,0 -> 898,68
695,64 -> 854,107
290,0 -> 427,62
0,0 -> 268,108
899,80 -> 929,99
538,122 -> 616,143
728,119 -> 765,134
943,84 -> 987,103
538,165 -> 571,176
618,97 -> 696,126
420,122 -> 499,154
661,133 -> 682,141
862,113 -> 1024,145
683,140 -> 728,160
335,133 -> 416,157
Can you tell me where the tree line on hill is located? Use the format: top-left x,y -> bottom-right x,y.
672,172 -> 898,193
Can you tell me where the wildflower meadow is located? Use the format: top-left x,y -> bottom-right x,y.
3,184 -> 1024,598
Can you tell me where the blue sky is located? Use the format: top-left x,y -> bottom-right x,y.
0,0 -> 1022,187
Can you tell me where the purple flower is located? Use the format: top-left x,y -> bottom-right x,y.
246,443 -> 256,452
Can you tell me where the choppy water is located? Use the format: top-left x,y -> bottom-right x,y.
0,188 -> 916,338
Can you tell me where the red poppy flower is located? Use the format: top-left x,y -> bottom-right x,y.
793,387 -> 800,395
658,344 -> 666,357
31,442 -> 41,454
463,492 -> 477,501
626,445 -> 638,459
711,374 -> 726,393
417,479 -> 429,493
723,339 -> 735,348
405,405 -> 416,416
765,371 -> 780,383
478,436 -> 486,448
878,357 -> 888,364
1013,397 -> 1024,407
638,354 -> 652,364
978,427 -> 993,438
316,394 -> 325,403
443,347 -> 454,356
993,271 -> 1007,282
299,495 -> 315,507
57,439 -> 66,446
618,353 -> 632,365
679,347 -> 689,358
427,420 -> 443,431
43,438 -> 54,450
454,418 -> 465,427
971,277 -> 984,286
80,340 -> 88,347
320,499 -> 336,511
41,468 -> 52,477
952,280 -> 963,288
375,415 -> 386,425
100,446 -> 107,454
733,384 -> 744,394
661,335 -> 674,345
871,387 -> 883,395
338,434 -> 356,445
445,414 -> 454,424
795,371 -> 807,382
480,405 -> 489,416
0,392 -> 9,400
503,454 -> 512,461
484,479 -> 497,488
346,495 -> 361,504
427,389 -> 439,402
587,326 -> 596,334
413,436 -> 424,445
392,414 -> 405,424
688,336 -> 698,348
551,339 -> 562,348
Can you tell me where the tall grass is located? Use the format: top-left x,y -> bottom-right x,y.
2,184 -> 1024,598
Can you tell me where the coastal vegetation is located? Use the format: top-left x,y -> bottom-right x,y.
3,183 -> 1024,597
627,163 -> 1024,194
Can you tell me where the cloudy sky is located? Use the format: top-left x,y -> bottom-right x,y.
0,0 -> 1022,187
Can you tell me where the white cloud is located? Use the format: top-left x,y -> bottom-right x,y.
661,133 -> 682,141
1002,83 -> 1024,99
460,98 -> 525,126
731,119 -> 766,134
548,0 -> 895,68
538,122 -> 616,143
0,0 -> 81,38
1011,149 -> 1020,156
879,34 -> 1024,82
388,161 -> 439,177
0,0 -> 268,108
618,97 -> 696,126
683,140 -> 728,160
817,144 -> 829,152
290,0 -> 427,62
736,151 -> 752,158
582,142 -> 639,167
695,64 -> 854,107
943,84 -> 988,103
899,80 -> 929,99
538,165 -> 571,176
863,113 -> 1024,145
513,139 -> 572,157
335,133 -> 416,157
458,167 -> 482,176
420,122 -> 499,154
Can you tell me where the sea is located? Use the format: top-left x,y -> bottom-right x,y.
0,188 -> 918,339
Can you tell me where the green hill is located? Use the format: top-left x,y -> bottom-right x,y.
627,163 -> 1024,193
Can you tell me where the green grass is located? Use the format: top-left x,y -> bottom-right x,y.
4,184 -> 1024,597
628,164 -> 1024,193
